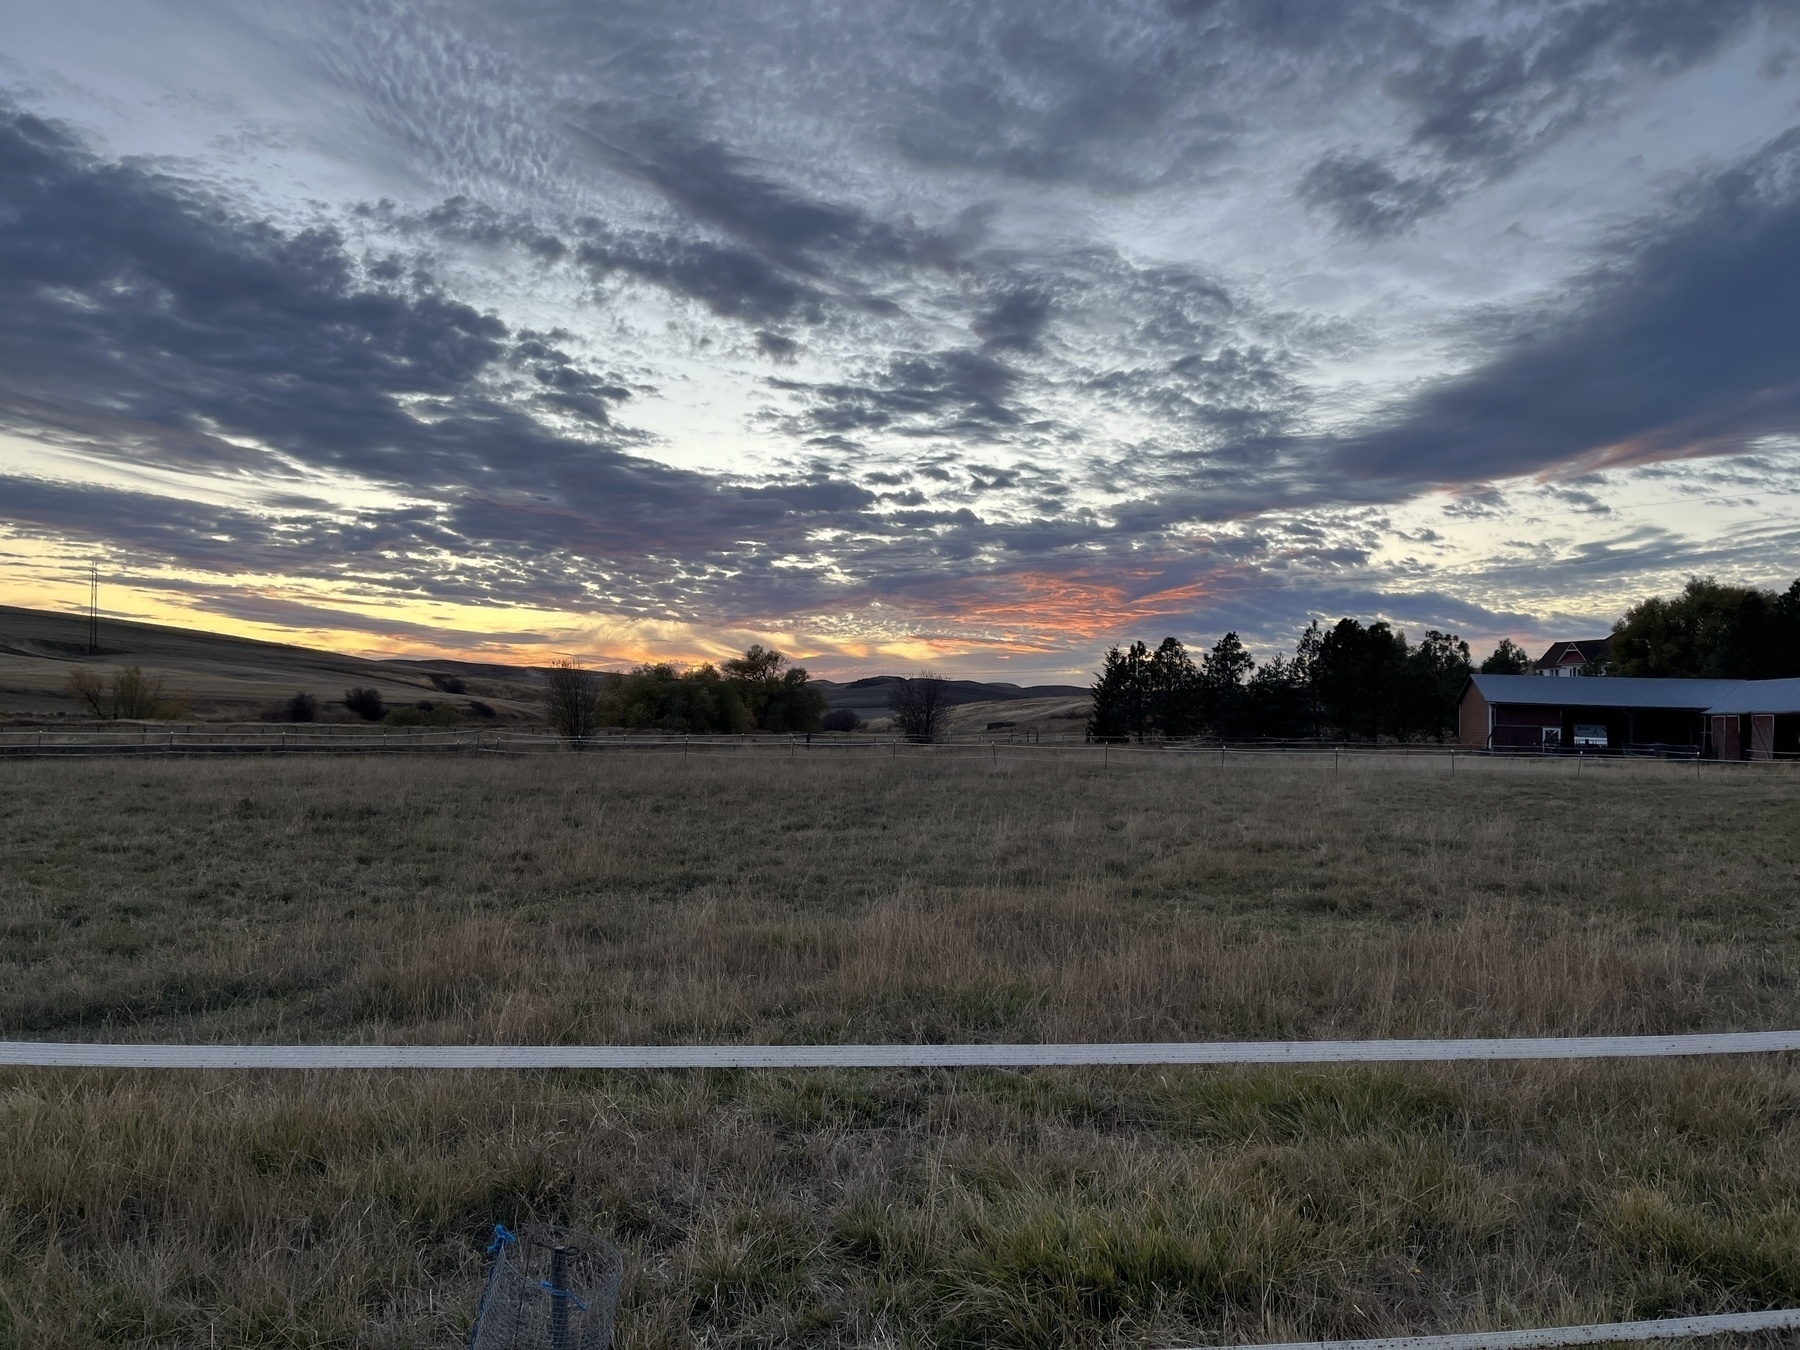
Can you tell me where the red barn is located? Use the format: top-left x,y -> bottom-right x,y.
1700,678 -> 1800,760
1459,675 -> 1743,753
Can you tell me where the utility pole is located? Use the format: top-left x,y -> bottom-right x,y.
88,565 -> 98,655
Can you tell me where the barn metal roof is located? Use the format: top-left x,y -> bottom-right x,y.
1701,677 -> 1800,715
1468,674 -> 1745,709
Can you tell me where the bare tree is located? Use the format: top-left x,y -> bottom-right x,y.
67,665 -> 180,719
888,672 -> 948,743
543,659 -> 603,739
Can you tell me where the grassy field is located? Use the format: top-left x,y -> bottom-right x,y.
1,750 -> 1798,1347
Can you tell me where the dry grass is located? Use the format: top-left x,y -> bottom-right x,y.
1,751 -> 1798,1347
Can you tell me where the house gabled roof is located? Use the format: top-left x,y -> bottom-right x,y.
1468,674 -> 1744,709
1534,638 -> 1611,669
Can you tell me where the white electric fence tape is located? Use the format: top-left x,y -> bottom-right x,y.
1175,1307 -> 1800,1350
3,1029 -> 1799,1069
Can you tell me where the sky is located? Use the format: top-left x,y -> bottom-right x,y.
2,0 -> 1799,680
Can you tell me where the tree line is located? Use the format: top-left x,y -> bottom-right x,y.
1088,620 -> 1479,743
1607,576 -> 1800,679
544,645 -> 828,737
1089,573 -> 1800,744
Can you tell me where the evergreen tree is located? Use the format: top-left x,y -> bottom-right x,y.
1088,641 -> 1151,741
1147,637 -> 1202,737
1200,632 -> 1255,738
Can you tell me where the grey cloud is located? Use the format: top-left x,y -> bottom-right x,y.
564,115 -> 916,267
1326,127 -> 1800,488
575,231 -> 823,323
756,330 -> 800,361
1302,0 -> 1782,234
1392,1 -> 1770,165
1298,153 -> 1451,240
372,192 -> 829,326
776,349 -> 1028,440
973,290 -> 1051,352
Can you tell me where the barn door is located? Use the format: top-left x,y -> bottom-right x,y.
1751,714 -> 1776,760
1711,715 -> 1740,760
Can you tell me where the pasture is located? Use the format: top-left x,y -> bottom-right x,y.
1,751 -> 1797,1347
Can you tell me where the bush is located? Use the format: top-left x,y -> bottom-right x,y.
821,708 -> 863,732
466,700 -> 497,719
344,687 -> 385,721
428,673 -> 468,694
67,666 -> 185,720
285,692 -> 318,722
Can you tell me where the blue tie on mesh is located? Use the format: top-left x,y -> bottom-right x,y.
538,1279 -> 590,1312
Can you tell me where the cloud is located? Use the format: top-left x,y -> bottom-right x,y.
1295,0 -> 1783,235
972,290 -> 1051,353
3,2 -> 1797,675
1298,153 -> 1451,240
774,349 -> 1029,440
1326,127 -> 1800,487
564,114 -> 916,267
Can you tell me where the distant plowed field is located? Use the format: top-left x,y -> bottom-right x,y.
2,753 -> 1797,1348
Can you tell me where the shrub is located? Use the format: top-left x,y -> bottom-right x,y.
428,673 -> 468,694
466,700 -> 497,719
285,692 -> 318,722
67,668 -> 109,718
821,708 -> 863,732
344,687 -> 385,721
66,666 -> 184,719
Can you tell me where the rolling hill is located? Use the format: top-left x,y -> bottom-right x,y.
0,605 -> 1094,731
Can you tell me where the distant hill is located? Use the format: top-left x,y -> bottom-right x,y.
0,603 -> 1091,725
0,604 -> 544,721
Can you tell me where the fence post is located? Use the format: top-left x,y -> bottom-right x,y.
549,1246 -> 570,1350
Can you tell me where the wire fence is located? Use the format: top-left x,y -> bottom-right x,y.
0,725 -> 1794,766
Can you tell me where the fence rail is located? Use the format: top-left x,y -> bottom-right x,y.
0,727 -> 1793,763
5,1029 -> 1799,1069
1181,1308 -> 1800,1350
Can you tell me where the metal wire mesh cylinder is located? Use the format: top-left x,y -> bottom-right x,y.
468,1224 -> 623,1350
